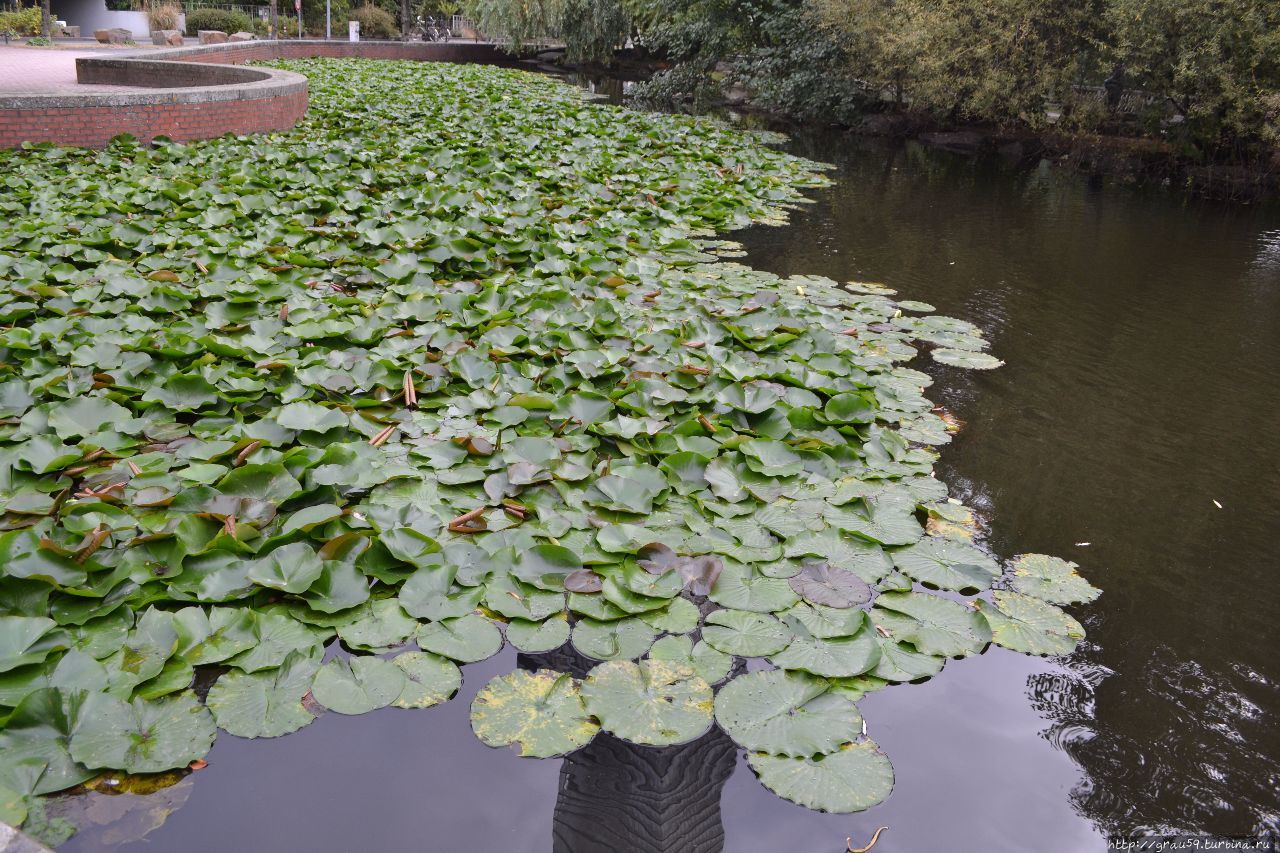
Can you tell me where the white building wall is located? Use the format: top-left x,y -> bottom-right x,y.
53,0 -> 158,38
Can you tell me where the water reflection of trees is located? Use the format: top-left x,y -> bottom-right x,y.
1028,652 -> 1280,844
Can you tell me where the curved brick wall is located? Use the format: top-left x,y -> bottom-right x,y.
0,41 -> 508,149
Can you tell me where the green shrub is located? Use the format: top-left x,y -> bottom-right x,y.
0,7 -> 43,36
184,7 -> 253,35
351,3 -> 398,38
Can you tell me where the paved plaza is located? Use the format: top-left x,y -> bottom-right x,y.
0,45 -> 143,93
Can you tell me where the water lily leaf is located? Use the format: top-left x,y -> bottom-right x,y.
770,626 -> 882,678
780,602 -> 866,639
511,544 -> 583,590
335,599 -> 417,651
470,669 -> 599,758
246,542 -> 325,594
891,537 -> 999,593
47,396 -> 135,440
215,463 -> 304,502
274,401 -> 349,433
709,560 -> 799,613
69,691 -> 215,774
931,348 -> 1003,369
976,591 -> 1085,656
101,608 -> 177,694
677,555 -> 723,596
784,530 -> 893,584
0,688 -> 95,795
648,635 -> 733,685
639,596 -> 701,634
870,634 -> 946,682
506,615 -> 570,653
1008,554 -> 1101,605
571,616 -> 657,661
173,607 -> 258,666
563,569 -> 604,594
747,740 -> 894,813
715,669 -> 862,757
224,611 -> 326,673
303,561 -> 371,613
823,392 -> 877,423
399,565 -> 485,621
0,617 -> 66,674
787,562 -> 872,609
871,591 -> 991,657
390,651 -> 461,709
740,439 -> 804,477
701,609 -> 792,656
207,650 -> 321,737
312,655 -> 404,715
416,614 -> 504,663
581,660 -> 713,747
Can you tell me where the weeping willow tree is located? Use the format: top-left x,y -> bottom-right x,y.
465,0 -> 630,64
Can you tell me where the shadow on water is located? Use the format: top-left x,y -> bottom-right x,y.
57,121 -> 1280,853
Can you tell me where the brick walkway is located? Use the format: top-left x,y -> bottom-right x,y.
0,46 -> 141,93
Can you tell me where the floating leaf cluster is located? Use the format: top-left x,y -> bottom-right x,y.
0,58 -> 1096,835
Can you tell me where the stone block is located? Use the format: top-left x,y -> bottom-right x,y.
94,27 -> 131,44
197,30 -> 228,44
228,31 -> 255,41
150,29 -> 182,46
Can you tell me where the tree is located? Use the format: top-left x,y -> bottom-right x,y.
464,0 -> 629,63
40,0 -> 50,39
1102,0 -> 1280,152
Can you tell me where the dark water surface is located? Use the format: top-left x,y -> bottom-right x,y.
60,135 -> 1280,853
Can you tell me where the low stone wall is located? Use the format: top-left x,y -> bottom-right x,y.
0,40 -> 509,150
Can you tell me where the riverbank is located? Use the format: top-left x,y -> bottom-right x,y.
542,51 -> 1280,202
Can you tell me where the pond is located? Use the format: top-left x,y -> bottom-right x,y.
25,78 -> 1280,852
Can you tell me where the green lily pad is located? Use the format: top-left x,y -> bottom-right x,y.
581,659 -> 714,746
871,590 -> 991,657
390,651 -> 461,709
769,625 -> 882,678
701,609 -> 792,657
470,669 -> 599,758
173,607 -> 258,666
647,635 -> 734,686
207,650 -> 321,737
335,599 -> 418,651
870,634 -> 946,682
311,655 -> 404,715
787,561 -> 872,609
932,348 -> 1003,369
0,617 -> 66,673
1008,554 -> 1101,605
747,739 -> 894,813
977,591 -> 1085,656
416,614 -> 504,663
506,615 -> 571,653
715,669 -> 862,756
891,537 -> 1000,593
709,560 -> 800,613
570,616 -> 658,661
246,542 -> 325,594
69,691 -> 215,774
